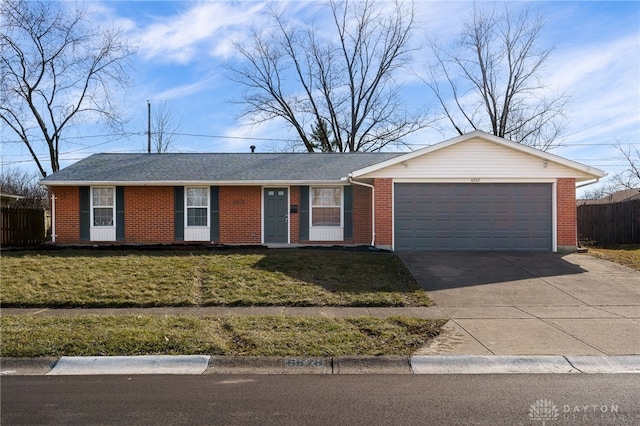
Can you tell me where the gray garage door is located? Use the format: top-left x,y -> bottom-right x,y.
394,183 -> 552,251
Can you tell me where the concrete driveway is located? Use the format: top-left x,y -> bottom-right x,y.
398,252 -> 640,356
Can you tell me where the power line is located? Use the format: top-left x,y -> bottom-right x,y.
561,107 -> 639,140
1,131 -> 303,145
164,132 -> 299,142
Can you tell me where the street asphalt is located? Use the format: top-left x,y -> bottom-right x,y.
2,251 -> 639,375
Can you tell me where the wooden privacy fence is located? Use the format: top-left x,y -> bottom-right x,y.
577,200 -> 640,245
1,207 -> 47,247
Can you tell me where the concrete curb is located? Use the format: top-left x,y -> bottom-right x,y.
0,357 -> 59,376
334,356 -> 412,374
566,355 -> 640,374
411,355 -> 577,374
2,355 -> 639,376
46,355 -> 210,375
206,356 -> 332,375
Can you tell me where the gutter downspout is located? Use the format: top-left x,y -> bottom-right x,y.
348,175 -> 375,246
51,192 -> 56,243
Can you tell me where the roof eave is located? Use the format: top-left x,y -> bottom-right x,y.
40,179 -> 350,187
0,192 -> 25,200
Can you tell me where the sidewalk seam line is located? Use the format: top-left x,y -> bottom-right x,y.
538,318 -> 608,355
512,303 -> 610,355
449,318 -> 495,355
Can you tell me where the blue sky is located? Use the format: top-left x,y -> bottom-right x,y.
2,1 -> 639,194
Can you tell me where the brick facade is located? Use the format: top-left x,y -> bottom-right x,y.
50,179 -> 579,251
556,177 -> 577,250
289,186 -> 300,243
124,187 -> 174,243
50,186 -> 80,243
219,186 -> 262,244
373,178 -> 393,248
352,185 -> 373,244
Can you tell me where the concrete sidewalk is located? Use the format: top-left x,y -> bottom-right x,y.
399,252 -> 640,357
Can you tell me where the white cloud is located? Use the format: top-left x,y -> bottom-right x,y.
547,33 -> 640,146
153,78 -> 216,101
85,2 -> 138,33
135,2 -> 266,64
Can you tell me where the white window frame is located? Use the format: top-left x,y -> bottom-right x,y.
184,186 -> 210,242
91,186 -> 115,228
90,186 -> 116,242
309,186 -> 343,241
310,186 -> 343,227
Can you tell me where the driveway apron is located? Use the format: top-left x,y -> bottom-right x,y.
398,252 -> 640,356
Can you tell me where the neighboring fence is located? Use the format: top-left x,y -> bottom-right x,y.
577,200 -> 640,245
1,207 -> 47,247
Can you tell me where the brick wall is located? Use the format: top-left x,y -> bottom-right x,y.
50,186 -> 80,243
373,178 -> 393,247
290,186 -> 300,243
125,187 -> 174,243
219,186 -> 262,244
557,178 -> 577,250
352,184 -> 372,244
51,180 -> 578,252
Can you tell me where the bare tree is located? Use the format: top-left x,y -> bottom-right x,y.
0,0 -> 134,177
578,141 -> 639,199
578,183 -> 616,201
611,142 -> 640,189
422,4 -> 567,151
0,167 -> 49,208
150,100 -> 181,153
228,0 -> 429,152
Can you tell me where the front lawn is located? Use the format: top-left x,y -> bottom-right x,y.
0,248 -> 431,307
0,315 -> 445,357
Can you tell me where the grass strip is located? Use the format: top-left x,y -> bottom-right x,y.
1,249 -> 431,307
0,315 -> 446,357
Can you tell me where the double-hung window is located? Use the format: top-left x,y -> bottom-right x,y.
311,187 -> 342,227
92,187 -> 115,227
90,186 -> 116,241
186,187 -> 208,227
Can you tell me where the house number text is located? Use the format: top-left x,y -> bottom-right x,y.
470,178 -> 481,183
285,358 -> 325,368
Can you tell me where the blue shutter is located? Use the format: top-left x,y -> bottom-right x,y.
343,186 -> 353,240
299,186 -> 309,241
174,186 -> 184,241
116,186 -> 125,241
210,186 -> 219,241
79,186 -> 90,241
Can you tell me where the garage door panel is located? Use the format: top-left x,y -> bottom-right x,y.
394,183 -> 552,251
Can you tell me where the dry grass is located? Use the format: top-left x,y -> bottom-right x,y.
586,245 -> 640,271
0,248 -> 431,307
0,315 -> 445,357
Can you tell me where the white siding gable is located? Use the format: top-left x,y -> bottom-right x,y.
358,137 -> 598,180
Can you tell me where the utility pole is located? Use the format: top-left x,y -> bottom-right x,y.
147,100 -> 151,153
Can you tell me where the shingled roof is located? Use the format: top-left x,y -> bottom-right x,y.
40,152 -> 403,185
578,188 -> 640,205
